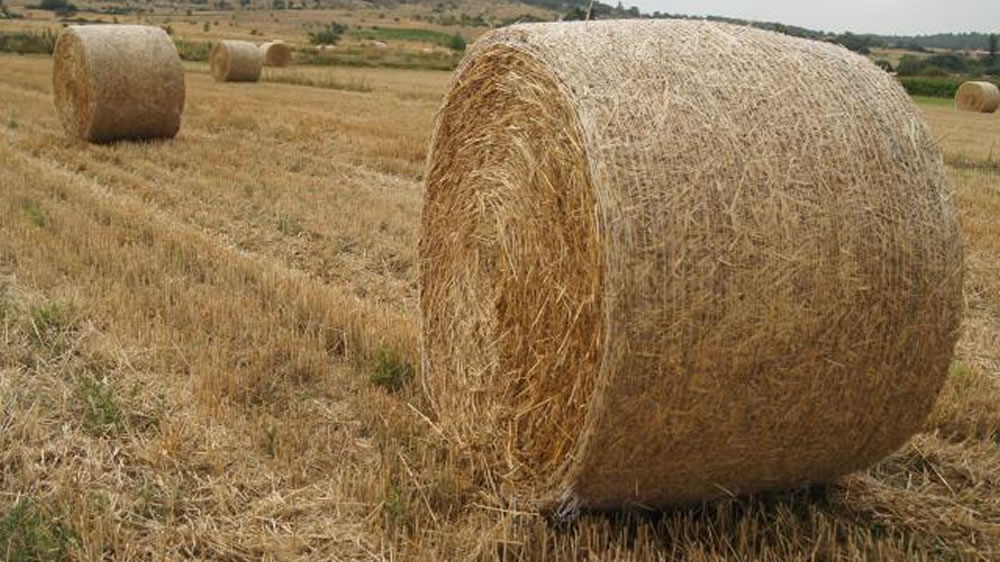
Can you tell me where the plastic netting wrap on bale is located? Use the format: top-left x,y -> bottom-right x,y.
260,41 -> 293,67
210,40 -> 262,82
419,20 -> 964,512
52,25 -> 185,142
956,81 -> 1000,113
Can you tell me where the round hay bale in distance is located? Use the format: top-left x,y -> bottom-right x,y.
259,40 -> 293,67
52,25 -> 185,142
955,81 -> 1000,113
210,40 -> 263,82
420,20 -> 964,511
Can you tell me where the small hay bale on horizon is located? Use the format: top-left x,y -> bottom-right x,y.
260,40 -> 293,67
210,40 -> 263,82
420,20 -> 964,513
52,24 -> 185,142
955,81 -> 1000,113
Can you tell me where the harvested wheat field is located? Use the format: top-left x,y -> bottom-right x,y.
2,44 -> 1000,561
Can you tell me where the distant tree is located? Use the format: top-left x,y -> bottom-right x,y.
38,0 -> 76,15
874,59 -> 894,73
446,32 -> 465,51
896,55 -> 925,76
829,32 -> 877,54
989,33 -> 998,64
307,21 -> 346,45
918,65 -> 949,77
272,0 -> 284,8
562,6 -> 586,20
923,53 -> 968,73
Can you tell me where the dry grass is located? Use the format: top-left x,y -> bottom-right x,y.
919,102 -> 1000,165
3,51 -> 1000,560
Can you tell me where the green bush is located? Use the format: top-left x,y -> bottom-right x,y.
348,26 -> 463,50
924,53 -> 970,73
36,0 -> 75,15
446,33 -> 465,51
896,55 -> 924,76
308,22 -> 347,45
919,65 -> 950,77
897,52 -> 984,77
173,39 -> 211,61
0,29 -> 57,54
897,76 -> 965,98
299,46 -> 461,71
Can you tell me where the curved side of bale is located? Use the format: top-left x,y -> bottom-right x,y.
956,81 -> 1000,113
52,25 -> 185,142
260,41 -> 293,67
420,20 -> 964,511
210,40 -> 262,82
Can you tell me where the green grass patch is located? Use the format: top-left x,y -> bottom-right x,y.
0,500 -> 76,562
174,39 -> 211,62
898,76 -> 965,98
910,95 -> 954,107
381,481 -> 414,533
28,301 -> 76,348
0,30 -> 56,54
349,26 -> 465,50
898,75 -> 1000,99
371,347 -> 413,392
22,201 -> 46,228
76,372 -> 124,437
296,48 -> 461,72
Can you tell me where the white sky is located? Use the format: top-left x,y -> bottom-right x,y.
626,1 -> 1000,35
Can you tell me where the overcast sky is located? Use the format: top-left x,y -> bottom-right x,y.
627,1 -> 1000,35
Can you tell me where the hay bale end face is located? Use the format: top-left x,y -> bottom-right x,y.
210,40 -> 263,82
52,25 -> 185,142
955,81 -> 1000,113
259,40 -> 293,67
420,20 -> 964,511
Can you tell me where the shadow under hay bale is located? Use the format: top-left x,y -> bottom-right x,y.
210,39 -> 263,82
420,20 -> 964,512
52,25 -> 185,142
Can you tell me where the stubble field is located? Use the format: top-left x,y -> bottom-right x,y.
2,54 -> 1000,560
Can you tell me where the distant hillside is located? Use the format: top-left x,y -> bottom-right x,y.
514,0 -> 997,53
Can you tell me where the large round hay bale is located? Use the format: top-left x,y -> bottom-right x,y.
955,81 -> 1000,113
210,40 -> 262,82
420,20 -> 964,512
52,25 -> 185,142
259,40 -> 293,67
